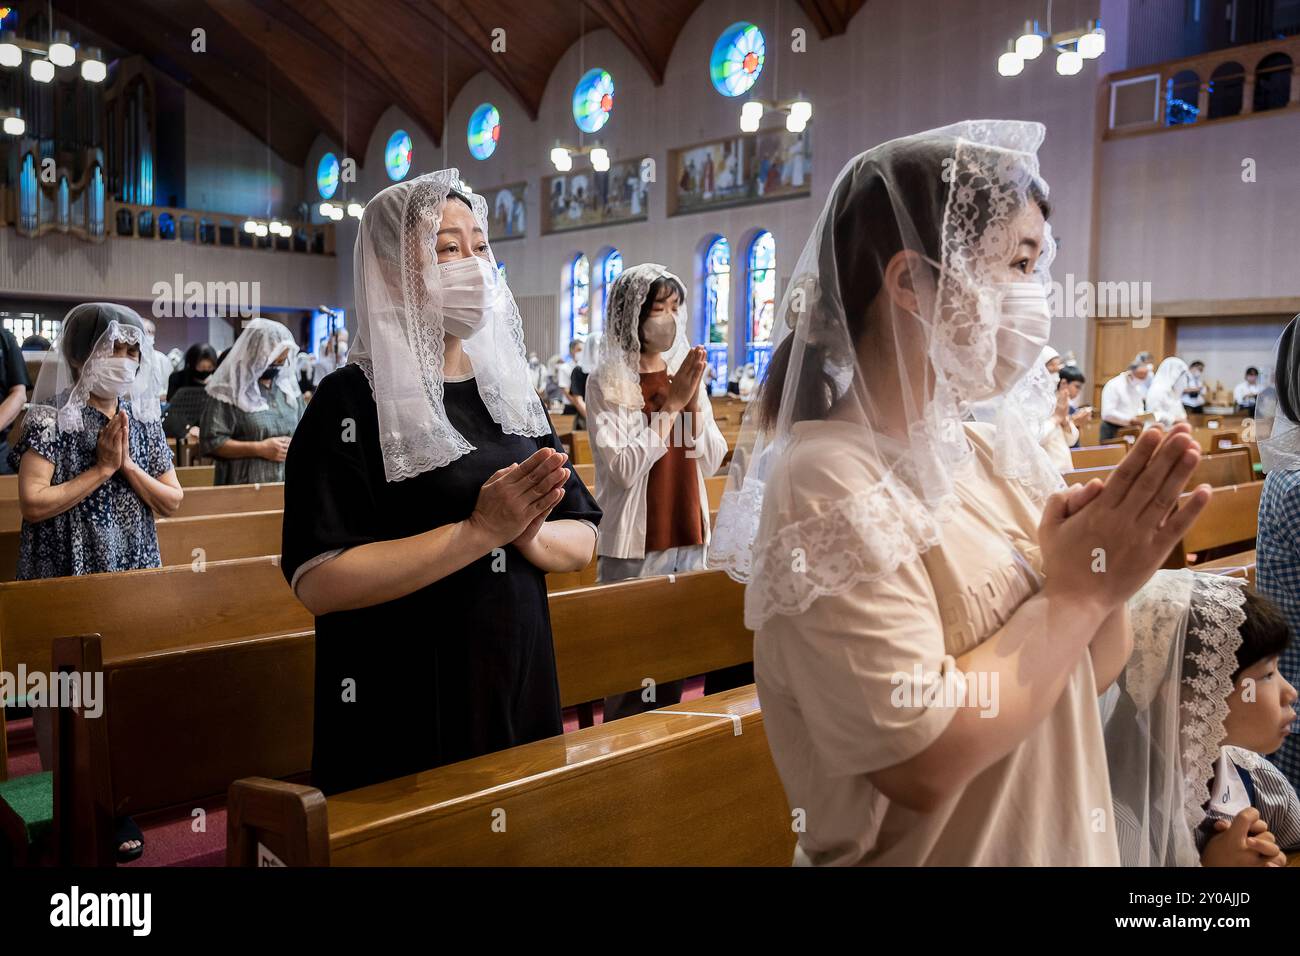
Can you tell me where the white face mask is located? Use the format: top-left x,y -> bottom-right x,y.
89,356 -> 139,398
640,306 -> 678,354
436,255 -> 502,339
990,281 -> 1052,396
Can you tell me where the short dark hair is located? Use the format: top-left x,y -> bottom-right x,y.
1233,589 -> 1292,678
1189,360 -> 1205,370
447,189 -> 475,211
1246,366 -> 1259,376
638,275 -> 687,323
1059,365 -> 1085,385
1277,315 -> 1300,423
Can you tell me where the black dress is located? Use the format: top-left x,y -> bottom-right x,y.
281,364 -> 601,796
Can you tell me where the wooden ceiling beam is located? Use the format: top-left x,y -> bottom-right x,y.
582,0 -> 664,85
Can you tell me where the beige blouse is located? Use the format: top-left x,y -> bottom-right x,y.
755,420 -> 1121,866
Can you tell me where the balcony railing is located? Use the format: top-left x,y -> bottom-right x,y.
1105,34 -> 1300,137
107,200 -> 335,256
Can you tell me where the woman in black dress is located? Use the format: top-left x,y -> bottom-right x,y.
282,169 -> 600,796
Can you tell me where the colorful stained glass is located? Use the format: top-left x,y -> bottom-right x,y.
710,22 -> 766,97
316,152 -> 339,199
385,130 -> 412,181
747,230 -> 775,345
573,68 -> 614,133
571,253 -> 591,340
468,104 -> 501,160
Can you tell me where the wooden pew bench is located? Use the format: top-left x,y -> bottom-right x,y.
1070,444 -> 1126,469
42,569 -> 752,864
0,481 -> 283,532
1165,481 -> 1263,569
227,685 -> 792,866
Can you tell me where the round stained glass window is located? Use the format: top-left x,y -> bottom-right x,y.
316,152 -> 339,199
385,130 -> 412,181
468,104 -> 501,160
573,68 -> 614,133
711,22 -> 766,97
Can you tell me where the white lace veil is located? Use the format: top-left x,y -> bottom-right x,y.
25,302 -> 161,441
204,317 -> 301,414
593,263 -> 691,409
1105,569 -> 1246,866
350,167 -> 548,482
708,121 -> 1062,629
1146,357 -> 1190,426
1256,314 -> 1300,473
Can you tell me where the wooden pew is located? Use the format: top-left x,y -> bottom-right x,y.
1164,481 -> 1263,569
1070,444 -> 1126,469
0,481 -> 283,531
1062,450 -> 1253,492
0,509 -> 284,580
1196,549 -> 1257,586
175,465 -> 217,487
46,569 -> 754,863
0,556 -> 312,779
227,685 -> 791,866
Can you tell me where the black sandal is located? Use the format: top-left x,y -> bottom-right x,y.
114,816 -> 144,863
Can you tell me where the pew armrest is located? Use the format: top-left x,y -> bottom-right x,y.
227,777 -> 329,866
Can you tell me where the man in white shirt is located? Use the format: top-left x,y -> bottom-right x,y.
1100,353 -> 1152,441
313,328 -> 348,387
1234,366 -> 1261,415
1182,359 -> 1207,413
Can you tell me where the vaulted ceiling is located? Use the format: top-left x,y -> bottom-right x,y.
43,0 -> 868,164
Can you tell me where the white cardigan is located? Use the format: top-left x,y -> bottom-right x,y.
586,374 -> 728,560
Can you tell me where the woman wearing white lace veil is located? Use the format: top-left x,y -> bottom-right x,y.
709,121 -> 1213,865
1108,569 -> 1299,865
198,317 -> 305,486
1145,356 -> 1191,428
281,168 -> 600,796
586,263 -> 729,719
11,302 -> 182,582
1253,313 -> 1300,791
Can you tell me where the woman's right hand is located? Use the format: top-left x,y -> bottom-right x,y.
1038,423 -> 1211,615
96,413 -> 124,477
260,436 -> 291,462
666,347 -> 708,413
1201,809 -> 1287,867
468,447 -> 569,547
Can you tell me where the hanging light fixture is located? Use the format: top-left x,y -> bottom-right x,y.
550,146 -> 573,172
1015,20 -> 1045,60
1078,20 -> 1106,59
740,100 -> 763,132
30,57 -> 53,82
243,219 -> 259,234
47,29 -> 73,67
255,223 -> 269,238
346,201 -> 364,218
1056,48 -> 1083,75
80,47 -> 106,82
0,31 -> 21,68
998,40 -> 1024,77
328,205 -> 344,221
589,146 -> 609,172
2,108 -> 23,136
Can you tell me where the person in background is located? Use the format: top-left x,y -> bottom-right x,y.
527,351 -> 548,399
1145,356 -> 1191,428
1235,367 -> 1262,416
587,264 -> 729,720
313,327 -> 349,387
167,343 -> 218,400
199,318 -> 305,485
296,350 -> 316,399
139,318 -> 173,406
1058,365 -> 1091,448
1099,353 -> 1151,441
1182,359 -> 1207,414
0,322 -> 31,475
21,334 -> 51,351
556,338 -> 583,415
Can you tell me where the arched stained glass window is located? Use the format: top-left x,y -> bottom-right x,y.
746,230 -> 775,381
569,253 -> 591,342
385,130 -> 413,181
703,235 -> 730,391
596,248 -> 623,333
317,152 -> 340,199
710,22 -> 766,97
468,104 -> 501,160
573,68 -> 614,133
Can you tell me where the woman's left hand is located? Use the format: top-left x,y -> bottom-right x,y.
116,410 -> 132,473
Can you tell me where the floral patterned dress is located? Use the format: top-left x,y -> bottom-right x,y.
8,400 -> 174,580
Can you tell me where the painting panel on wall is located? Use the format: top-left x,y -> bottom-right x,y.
483,181 -> 527,241
542,159 -> 648,234
670,126 -> 810,215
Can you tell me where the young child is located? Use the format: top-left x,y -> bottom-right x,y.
1106,570 -> 1300,866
